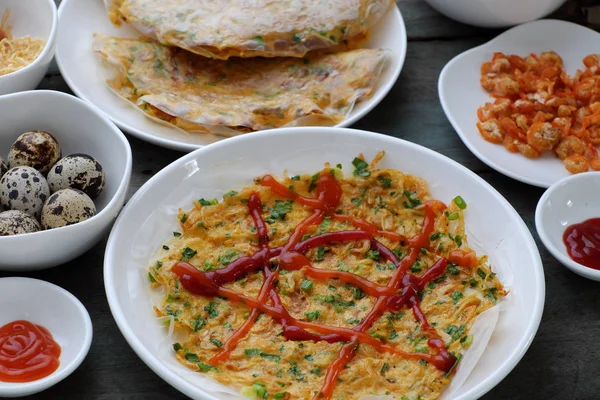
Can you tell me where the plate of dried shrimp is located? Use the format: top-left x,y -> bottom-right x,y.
439,19 -> 600,188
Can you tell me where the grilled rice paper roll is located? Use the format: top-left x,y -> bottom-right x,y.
93,34 -> 389,136
105,0 -> 394,59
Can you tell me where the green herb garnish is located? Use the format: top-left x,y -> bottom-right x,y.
181,247 -> 197,262
352,157 -> 370,177
300,279 -> 314,292
451,291 -> 464,304
377,175 -> 392,188
265,200 -> 293,224
218,249 -> 239,265
198,198 -> 218,206
453,195 -> 467,210
305,310 -> 321,321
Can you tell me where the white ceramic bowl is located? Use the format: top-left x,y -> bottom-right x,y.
536,172 -> 600,281
0,90 -> 132,271
55,0 -> 407,152
423,0 -> 566,28
105,127 -> 544,400
0,0 -> 57,95
0,277 -> 92,398
439,19 -> 600,188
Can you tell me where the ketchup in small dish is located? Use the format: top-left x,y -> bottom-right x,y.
0,320 -> 61,383
563,218 -> 600,270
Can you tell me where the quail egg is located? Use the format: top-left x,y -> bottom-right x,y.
41,188 -> 96,229
8,130 -> 61,175
0,210 -> 41,236
0,156 -> 7,178
47,154 -> 105,199
0,166 -> 50,219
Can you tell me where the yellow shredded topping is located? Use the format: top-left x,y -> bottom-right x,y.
0,9 -> 46,77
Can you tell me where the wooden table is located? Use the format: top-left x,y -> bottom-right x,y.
3,1 -> 599,399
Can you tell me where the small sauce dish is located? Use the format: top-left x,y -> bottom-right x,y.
536,172 -> 600,281
0,277 -> 92,397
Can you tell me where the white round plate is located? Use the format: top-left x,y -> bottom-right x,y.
105,127 -> 544,400
0,278 -> 92,398
439,19 -> 600,188
56,0 -> 407,152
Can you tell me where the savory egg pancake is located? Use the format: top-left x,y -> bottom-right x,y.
93,35 -> 388,136
148,153 -> 505,400
105,0 -> 394,59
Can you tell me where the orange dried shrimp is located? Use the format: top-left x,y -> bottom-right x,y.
477,51 -> 600,173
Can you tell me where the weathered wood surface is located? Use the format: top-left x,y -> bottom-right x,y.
1,0 -> 598,399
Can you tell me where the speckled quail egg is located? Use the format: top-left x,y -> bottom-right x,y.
47,154 -> 105,199
7,130 -> 61,175
0,166 -> 50,219
41,188 -> 96,229
0,156 -> 7,178
0,210 -> 41,236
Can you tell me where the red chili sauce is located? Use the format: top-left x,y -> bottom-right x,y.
172,170 -> 473,399
563,218 -> 600,270
0,320 -> 61,383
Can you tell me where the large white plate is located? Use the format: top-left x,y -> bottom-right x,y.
439,19 -> 600,188
55,0 -> 407,152
104,127 -> 544,400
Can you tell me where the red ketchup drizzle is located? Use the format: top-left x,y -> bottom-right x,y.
563,218 -> 600,270
172,169 -> 458,399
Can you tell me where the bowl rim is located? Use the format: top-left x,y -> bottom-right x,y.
0,90 -> 132,242
535,171 -> 600,279
104,126 -> 545,400
55,0 -> 407,152
0,0 -> 58,82
438,19 -> 596,188
0,277 -> 93,397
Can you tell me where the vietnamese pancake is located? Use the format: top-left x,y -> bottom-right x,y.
105,0 -> 394,59
147,153 -> 506,399
93,34 -> 389,136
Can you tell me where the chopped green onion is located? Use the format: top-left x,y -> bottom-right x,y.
447,211 -> 459,221
305,310 -> 320,321
453,195 -> 467,210
198,198 -> 218,206
300,279 -> 314,292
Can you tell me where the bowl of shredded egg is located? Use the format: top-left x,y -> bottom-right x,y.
0,0 -> 57,95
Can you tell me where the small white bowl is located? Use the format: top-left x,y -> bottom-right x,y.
0,0 -> 57,95
0,90 -> 132,271
0,277 -> 92,398
423,0 -> 565,28
536,172 -> 600,281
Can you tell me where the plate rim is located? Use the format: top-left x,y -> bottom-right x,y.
56,0 -> 407,153
103,127 -> 545,400
438,19 -> 598,189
